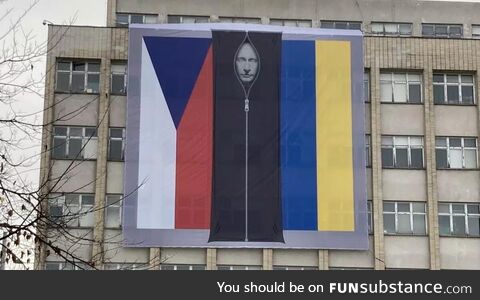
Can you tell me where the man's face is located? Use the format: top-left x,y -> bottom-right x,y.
235,43 -> 258,83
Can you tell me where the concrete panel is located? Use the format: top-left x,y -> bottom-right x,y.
109,95 -> 126,127
161,248 -> 206,264
382,169 -> 426,201
107,162 -> 124,194
217,249 -> 262,266
435,106 -> 478,137
103,229 -> 149,263
329,236 -> 375,268
46,229 -> 93,262
381,104 -> 424,135
437,171 -> 480,202
54,94 -> 99,126
273,249 -> 318,267
440,238 -> 480,270
384,236 -> 429,269
50,160 -> 96,193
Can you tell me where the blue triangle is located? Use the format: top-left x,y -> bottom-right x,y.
143,36 -> 211,128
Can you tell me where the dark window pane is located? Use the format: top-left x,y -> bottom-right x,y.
383,214 -> 396,233
395,148 -> 408,168
335,22 -> 347,29
433,74 -> 444,83
383,202 -> 395,212
111,74 -> 126,94
110,128 -> 123,138
82,195 -> 94,205
399,24 -> 412,35
86,74 -> 99,93
397,214 -> 411,234
176,265 -> 190,271
464,138 -> 476,147
468,217 -> 480,236
452,204 -> 465,213
450,138 -> 461,147
447,75 -> 458,83
116,14 -> 129,26
56,72 -> 70,91
411,148 -> 424,168
435,149 -> 448,168
408,84 -> 422,103
68,139 -> 82,159
467,204 -> 480,214
167,16 -> 181,23
413,203 -> 425,213
54,126 -> 67,136
413,215 -> 426,235
381,148 -> 394,167
53,137 -> 66,159
72,62 -> 85,71
447,85 -> 459,103
433,85 -> 444,103
71,73 -> 85,92
461,86 -> 474,104
435,25 -> 448,36
397,203 -> 410,212
453,216 -> 466,235
449,26 -> 462,37
109,140 -> 124,161
88,63 -> 100,72
57,62 -> 70,71
161,265 -> 175,270
130,15 -> 144,24
349,22 -> 362,30
439,203 -> 450,213
422,25 -> 434,36
85,128 -> 97,137
439,215 -> 451,236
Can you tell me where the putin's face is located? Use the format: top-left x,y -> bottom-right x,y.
235,43 -> 258,83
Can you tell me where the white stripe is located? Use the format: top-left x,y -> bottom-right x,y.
137,40 -> 176,229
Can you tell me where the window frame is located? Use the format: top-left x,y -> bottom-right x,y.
320,20 -> 362,31
269,18 -> 312,28
216,265 -> 262,270
365,134 -> 371,168
380,72 -> 423,104
160,264 -> 206,270
105,194 -> 123,228
108,127 -> 126,161
433,73 -> 475,105
116,13 -> 157,27
370,22 -> 413,36
422,23 -> 463,38
55,60 -> 101,94
52,126 -> 98,160
218,16 -> 261,24
435,137 -> 478,169
383,201 -> 427,236
381,135 -> 425,169
472,25 -> 480,38
364,70 -> 370,103
48,193 -> 95,228
110,62 -> 127,95
438,203 -> 480,237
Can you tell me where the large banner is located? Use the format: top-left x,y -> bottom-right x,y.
124,24 -> 367,249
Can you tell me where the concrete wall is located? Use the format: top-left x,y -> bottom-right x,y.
329,236 -> 375,269
106,162 -> 124,194
50,160 -> 96,193
435,106 -> 478,137
217,249 -> 263,266
109,95 -> 126,127
381,104 -> 424,135
384,236 -> 430,269
273,249 -> 318,267
161,248 -> 206,265
382,170 -> 427,201
54,94 -> 99,126
440,238 -> 480,270
437,171 -> 480,202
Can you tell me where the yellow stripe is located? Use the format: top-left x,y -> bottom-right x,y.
315,40 -> 354,231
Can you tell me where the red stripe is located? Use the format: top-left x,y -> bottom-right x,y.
175,47 -> 213,229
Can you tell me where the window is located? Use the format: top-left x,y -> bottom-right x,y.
365,134 -> 371,167
48,194 -> 95,228
217,265 -> 262,270
368,200 -> 373,234
45,262 -> 92,270
435,137 -> 478,169
167,15 -> 210,24
52,126 -> 97,160
473,25 -> 480,37
105,195 -> 122,228
104,263 -> 144,270
321,21 -> 362,30
364,70 -> 370,102
218,17 -> 261,24
270,19 -> 312,27
381,136 -> 424,169
108,128 -> 125,161
433,74 -> 475,104
422,24 -> 462,38
56,61 -> 100,93
111,62 -> 127,95
439,203 -> 480,237
273,266 -> 317,270
116,13 -> 157,27
380,72 -> 422,103
371,22 -> 412,36
160,264 -> 206,270
383,202 -> 427,235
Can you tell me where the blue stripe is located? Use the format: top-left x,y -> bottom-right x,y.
281,41 -> 317,230
143,37 -> 211,129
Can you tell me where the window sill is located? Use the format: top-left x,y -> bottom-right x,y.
107,159 -> 125,162
439,235 -> 480,239
384,233 -> 428,237
54,91 -> 101,96
380,102 -> 424,105
51,158 -> 97,162
433,103 -> 477,107
382,167 -> 426,170
110,93 -> 127,96
436,168 -> 480,171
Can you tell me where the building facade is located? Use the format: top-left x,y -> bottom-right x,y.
36,0 -> 480,270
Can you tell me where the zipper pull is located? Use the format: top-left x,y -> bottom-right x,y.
244,98 -> 249,112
